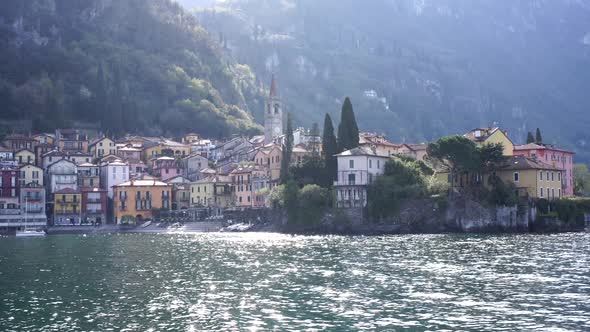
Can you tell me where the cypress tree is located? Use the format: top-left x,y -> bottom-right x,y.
322,113 -> 338,183
280,113 -> 294,184
526,131 -> 535,144
535,128 -> 543,144
337,97 -> 359,152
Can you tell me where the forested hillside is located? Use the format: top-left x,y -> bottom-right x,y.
189,0 -> 590,162
0,0 -> 263,138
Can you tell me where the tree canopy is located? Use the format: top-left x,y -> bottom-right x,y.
322,113 -> 338,183
337,97 -> 359,152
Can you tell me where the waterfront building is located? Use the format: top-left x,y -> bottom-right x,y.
77,163 -> 100,188
182,154 -> 209,181
88,136 -> 116,159
112,179 -> 171,224
264,75 -> 283,144
333,146 -> 390,208
100,159 -> 129,198
495,155 -> 565,200
513,143 -> 575,196
0,165 -> 21,228
190,174 -> 234,212
464,127 -> 514,156
19,164 -> 43,188
42,150 -> 92,170
46,159 -> 78,194
230,164 -> 268,208
15,149 -> 35,165
52,188 -> 81,225
55,129 -> 89,153
20,184 -> 47,228
81,187 -> 107,225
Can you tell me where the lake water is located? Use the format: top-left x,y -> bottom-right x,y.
1,233 -> 590,331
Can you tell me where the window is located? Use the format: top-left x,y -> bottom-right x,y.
513,172 -> 519,182
377,160 -> 381,169
552,188 -> 555,199
558,172 -> 561,182
348,173 -> 356,185
559,189 -> 562,198
540,187 -> 544,197
349,160 -> 354,169
551,172 -> 554,182
33,171 -> 39,179
369,159 -> 372,168
539,171 -> 543,181
546,172 -> 549,181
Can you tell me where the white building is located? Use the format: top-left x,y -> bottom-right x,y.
46,159 -> 78,194
334,146 -> 390,208
100,160 -> 129,198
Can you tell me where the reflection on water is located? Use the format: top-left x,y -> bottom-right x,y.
1,233 -> 590,331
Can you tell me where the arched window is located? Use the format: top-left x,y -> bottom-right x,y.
274,104 -> 280,114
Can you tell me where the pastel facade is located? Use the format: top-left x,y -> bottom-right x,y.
56,129 -> 88,153
89,137 -> 116,159
100,160 -> 130,198
254,144 -> 281,182
15,149 -> 35,165
46,159 -> 78,194
334,147 -> 390,208
77,163 -> 100,189
20,184 -> 47,227
81,188 -> 107,224
112,179 -> 171,224
53,188 -> 81,225
182,154 -> 209,181
513,143 -> 575,196
231,165 -> 269,208
3,134 -> 36,151
153,157 -> 182,182
495,155 -> 564,200
464,127 -> 514,156
19,164 -> 43,187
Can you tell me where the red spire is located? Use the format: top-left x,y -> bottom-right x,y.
269,74 -> 277,98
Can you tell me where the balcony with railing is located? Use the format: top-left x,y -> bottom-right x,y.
334,170 -> 372,187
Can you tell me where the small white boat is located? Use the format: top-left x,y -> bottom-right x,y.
16,229 -> 46,238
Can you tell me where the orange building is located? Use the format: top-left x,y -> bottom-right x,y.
112,179 -> 171,224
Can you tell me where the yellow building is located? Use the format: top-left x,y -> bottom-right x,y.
191,175 -> 233,208
15,149 -> 35,165
254,144 -> 282,182
89,137 -> 116,159
32,133 -> 55,145
182,133 -> 201,144
496,155 -> 564,200
19,164 -> 43,187
53,188 -> 82,225
112,179 -> 171,224
464,127 -> 514,156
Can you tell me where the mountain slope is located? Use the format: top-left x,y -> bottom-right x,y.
191,0 -> 590,162
0,0 -> 263,138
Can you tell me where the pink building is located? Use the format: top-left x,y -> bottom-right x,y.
230,164 -> 269,208
513,143 -> 575,196
153,156 -> 182,182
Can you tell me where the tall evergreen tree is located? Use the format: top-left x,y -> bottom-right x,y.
337,97 -> 359,152
322,113 -> 338,183
526,131 -> 535,144
95,62 -> 108,127
535,128 -> 543,144
280,113 -> 294,184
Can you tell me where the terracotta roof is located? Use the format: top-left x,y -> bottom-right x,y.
499,155 -> 563,171
514,143 -> 574,154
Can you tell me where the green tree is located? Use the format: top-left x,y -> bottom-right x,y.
526,131 -> 535,144
476,143 -> 507,174
322,113 -> 338,183
337,97 -> 359,152
427,136 -> 478,194
284,180 -> 299,225
535,128 -> 543,144
280,113 -> 294,184
574,164 -> 590,195
291,155 -> 330,188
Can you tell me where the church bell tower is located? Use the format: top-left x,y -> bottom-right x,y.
264,75 -> 283,144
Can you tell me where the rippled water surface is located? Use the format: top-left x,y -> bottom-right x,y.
1,233 -> 590,331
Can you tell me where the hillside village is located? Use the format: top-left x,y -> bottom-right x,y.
0,77 -> 580,233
